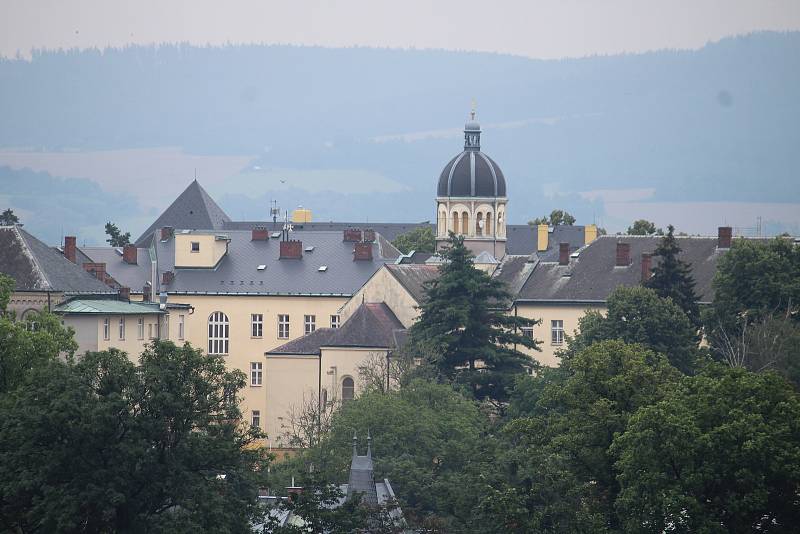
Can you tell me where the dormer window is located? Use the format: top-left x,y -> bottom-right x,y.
190,241 -> 200,253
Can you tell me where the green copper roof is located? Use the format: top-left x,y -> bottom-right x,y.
55,299 -> 165,315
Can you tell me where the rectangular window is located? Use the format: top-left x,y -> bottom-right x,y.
251,313 -> 263,338
178,314 -> 184,340
551,320 -> 564,345
148,323 -> 154,340
304,314 -> 316,335
190,241 -> 200,252
521,326 -> 534,340
103,317 -> 110,340
278,314 -> 289,339
137,317 -> 144,340
251,410 -> 261,429
330,315 -> 340,329
118,317 -> 125,340
251,362 -> 263,386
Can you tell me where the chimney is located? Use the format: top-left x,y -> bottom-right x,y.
615,242 -> 631,267
162,270 -> 174,285
64,236 -> 77,263
122,244 -> 137,264
343,228 -> 362,242
251,226 -> 269,241
558,243 -> 570,265
279,240 -> 303,259
142,284 -> 152,302
641,253 -> 652,282
354,241 -> 373,261
119,287 -> 130,301
160,226 -> 174,241
537,224 -> 549,252
718,226 -> 732,249
83,262 -> 107,282
363,229 -> 376,243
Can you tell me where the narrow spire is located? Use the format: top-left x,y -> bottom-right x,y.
470,98 -> 476,120
367,429 -> 372,459
352,431 -> 358,457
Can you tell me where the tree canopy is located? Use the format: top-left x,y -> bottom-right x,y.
528,209 -> 576,227
626,219 -> 663,235
0,208 -> 19,226
104,221 -> 131,247
409,233 -> 539,402
391,225 -> 435,254
644,224 -> 701,327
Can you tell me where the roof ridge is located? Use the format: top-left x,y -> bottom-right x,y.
15,226 -> 52,290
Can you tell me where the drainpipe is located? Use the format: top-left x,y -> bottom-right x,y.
317,352 -> 322,445
513,304 -> 518,352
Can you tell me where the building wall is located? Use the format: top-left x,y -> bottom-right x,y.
7,291 -> 65,317
513,302 -> 606,367
61,312 -> 166,358
339,268 -> 419,328
174,294 -> 348,437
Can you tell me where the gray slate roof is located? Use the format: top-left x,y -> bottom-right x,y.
385,264 -> 440,304
505,224 -> 588,257
156,230 -> 399,296
493,255 -> 537,297
517,235 -> 726,303
134,180 -> 231,247
223,221 -> 432,243
79,246 -> 153,293
267,302 -> 406,354
0,226 -> 115,294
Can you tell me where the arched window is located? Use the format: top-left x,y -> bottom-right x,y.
486,212 -> 493,235
462,212 -> 469,236
438,209 -> 447,236
208,311 -> 229,355
341,376 -> 355,403
476,212 -> 484,236
452,212 -> 459,234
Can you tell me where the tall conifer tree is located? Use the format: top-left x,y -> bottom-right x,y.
645,224 -> 700,327
409,234 -> 539,403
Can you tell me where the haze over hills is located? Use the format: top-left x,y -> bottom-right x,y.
0,31 -> 798,244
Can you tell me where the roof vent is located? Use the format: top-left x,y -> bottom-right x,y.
271,231 -> 281,238
305,246 -> 315,252
257,264 -> 266,271
318,265 -> 328,272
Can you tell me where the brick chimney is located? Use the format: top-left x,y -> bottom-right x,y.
162,270 -> 174,285
615,242 -> 631,267
83,262 -> 107,282
279,240 -> 303,259
641,253 -> 652,282
718,226 -> 732,249
343,228 -> 362,242
160,226 -> 174,241
122,244 -> 137,264
363,229 -> 376,243
559,242 -> 570,266
64,236 -> 76,263
119,287 -> 131,301
354,241 -> 373,261
251,226 -> 269,241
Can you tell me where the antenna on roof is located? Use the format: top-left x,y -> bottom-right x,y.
270,200 -> 280,230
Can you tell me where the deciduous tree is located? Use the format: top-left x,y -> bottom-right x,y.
391,226 -> 436,254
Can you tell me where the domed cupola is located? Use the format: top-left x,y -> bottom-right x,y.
435,107 -> 508,259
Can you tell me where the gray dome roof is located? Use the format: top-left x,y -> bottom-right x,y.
437,150 -> 507,198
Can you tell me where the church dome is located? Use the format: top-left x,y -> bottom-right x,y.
437,115 -> 507,198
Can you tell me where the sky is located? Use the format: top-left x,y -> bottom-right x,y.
2,0 -> 800,59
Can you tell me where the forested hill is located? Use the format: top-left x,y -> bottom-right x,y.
0,32 -> 798,240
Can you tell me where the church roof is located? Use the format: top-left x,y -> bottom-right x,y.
437,150 -> 507,198
0,226 -> 115,295
134,180 -> 231,247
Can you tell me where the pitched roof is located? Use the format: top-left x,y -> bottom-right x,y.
505,224 -> 589,258
134,180 -> 231,247
384,263 -> 440,304
156,230 -> 398,296
0,226 -> 115,294
267,302 -> 405,355
55,298 -> 164,315
223,221 -> 431,243
517,235 -> 726,303
79,246 -> 153,293
493,254 -> 537,296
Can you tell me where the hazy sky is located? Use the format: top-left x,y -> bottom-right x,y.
2,0 -> 800,59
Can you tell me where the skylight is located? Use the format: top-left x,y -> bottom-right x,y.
257,264 -> 266,271
304,246 -> 315,252
318,265 -> 328,272
271,232 -> 281,238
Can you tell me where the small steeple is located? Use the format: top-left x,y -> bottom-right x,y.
464,101 -> 481,151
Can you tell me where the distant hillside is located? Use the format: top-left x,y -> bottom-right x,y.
0,32 -> 798,242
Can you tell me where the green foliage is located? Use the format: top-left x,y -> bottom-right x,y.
0,273 -> 14,312
391,225 -> 436,254
409,233 -> 539,402
567,286 -> 700,373
528,209 -> 576,227
0,208 -> 19,226
104,221 -> 131,247
278,380 -> 492,530
489,341 -> 681,531
612,364 -> 800,532
0,309 -> 77,394
626,219 -> 663,235
0,341 -> 270,531
645,224 -> 701,327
